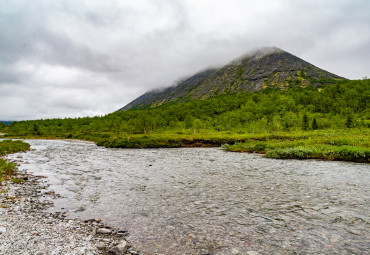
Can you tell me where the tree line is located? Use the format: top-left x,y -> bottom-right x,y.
6,79 -> 370,137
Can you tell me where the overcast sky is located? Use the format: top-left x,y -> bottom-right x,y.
1,0 -> 369,120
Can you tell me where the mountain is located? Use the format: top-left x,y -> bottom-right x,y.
120,47 -> 345,110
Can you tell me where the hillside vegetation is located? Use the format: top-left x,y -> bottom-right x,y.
3,79 -> 369,162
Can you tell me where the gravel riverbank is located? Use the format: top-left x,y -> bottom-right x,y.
0,169 -> 142,255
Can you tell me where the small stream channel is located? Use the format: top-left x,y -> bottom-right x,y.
6,139 -> 370,254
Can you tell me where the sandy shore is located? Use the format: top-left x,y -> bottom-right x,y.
0,170 -> 142,255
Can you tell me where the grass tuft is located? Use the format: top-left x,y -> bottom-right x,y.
0,140 -> 30,185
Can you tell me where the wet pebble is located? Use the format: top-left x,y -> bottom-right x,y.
96,227 -> 113,234
231,248 -> 240,254
0,174 -> 137,255
0,227 -> 6,234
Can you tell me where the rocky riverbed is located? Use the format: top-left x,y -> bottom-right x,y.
0,170 -> 142,255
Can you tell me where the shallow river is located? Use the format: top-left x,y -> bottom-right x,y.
7,139 -> 370,254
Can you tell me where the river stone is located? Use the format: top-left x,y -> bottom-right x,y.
61,212 -> 69,217
84,218 -> 101,223
109,240 -> 129,254
116,229 -> 128,236
231,248 -> 240,254
95,241 -> 106,250
0,227 -> 6,234
128,248 -> 139,255
96,228 -> 112,234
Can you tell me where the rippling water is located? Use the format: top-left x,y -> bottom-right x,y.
7,139 -> 370,254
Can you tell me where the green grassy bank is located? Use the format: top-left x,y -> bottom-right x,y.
0,140 -> 30,185
223,129 -> 369,163
3,129 -> 369,163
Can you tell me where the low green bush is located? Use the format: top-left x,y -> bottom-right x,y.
0,140 -> 30,156
265,145 -> 369,163
0,140 -> 30,185
266,146 -> 316,159
334,146 -> 370,162
0,159 -> 17,181
224,131 -> 369,163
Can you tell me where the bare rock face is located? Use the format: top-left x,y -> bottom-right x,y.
120,47 -> 345,110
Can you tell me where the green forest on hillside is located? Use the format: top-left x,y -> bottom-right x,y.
2,79 -> 370,162
5,79 -> 369,134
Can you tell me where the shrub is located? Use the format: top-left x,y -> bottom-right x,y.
0,140 -> 30,185
266,146 -> 315,159
335,146 -> 370,162
0,140 -> 30,156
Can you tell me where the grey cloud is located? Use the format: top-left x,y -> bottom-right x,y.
0,0 -> 369,120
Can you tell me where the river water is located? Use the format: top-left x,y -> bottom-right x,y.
6,139 -> 370,254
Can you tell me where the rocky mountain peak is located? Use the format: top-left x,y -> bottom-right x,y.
230,46 -> 284,65
119,47 -> 345,110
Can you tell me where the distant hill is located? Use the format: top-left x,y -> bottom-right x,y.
120,47 -> 345,110
0,121 -> 13,125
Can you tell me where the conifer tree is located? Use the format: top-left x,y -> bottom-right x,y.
312,117 -> 318,130
345,115 -> 353,128
302,113 -> 309,131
